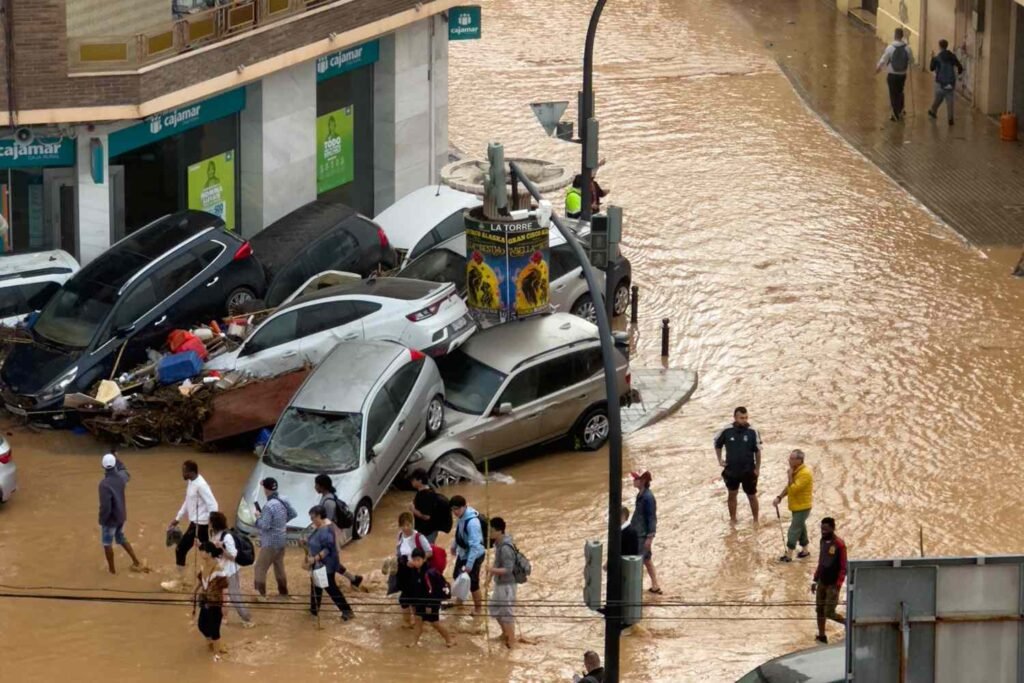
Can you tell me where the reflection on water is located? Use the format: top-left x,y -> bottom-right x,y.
3,0 -> 1024,680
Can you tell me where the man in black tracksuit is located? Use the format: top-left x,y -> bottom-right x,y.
714,406 -> 763,523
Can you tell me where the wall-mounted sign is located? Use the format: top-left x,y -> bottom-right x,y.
316,106 -> 354,193
449,5 -> 481,41
187,150 -> 236,232
0,137 -> 75,169
109,88 -> 246,157
315,40 -> 380,82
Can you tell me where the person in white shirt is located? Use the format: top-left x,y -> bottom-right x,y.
162,460 -> 218,592
209,511 -> 254,628
875,27 -> 914,122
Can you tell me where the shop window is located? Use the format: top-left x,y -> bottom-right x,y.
316,66 -> 375,215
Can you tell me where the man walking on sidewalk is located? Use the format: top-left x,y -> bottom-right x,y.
928,39 -> 963,124
98,453 -> 143,574
162,460 -> 217,591
773,449 -> 814,562
875,28 -> 914,121
714,407 -> 763,523
812,517 -> 848,644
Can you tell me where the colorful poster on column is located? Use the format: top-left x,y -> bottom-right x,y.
187,150 -> 235,232
316,106 -> 354,194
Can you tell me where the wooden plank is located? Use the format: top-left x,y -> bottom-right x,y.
201,369 -> 309,443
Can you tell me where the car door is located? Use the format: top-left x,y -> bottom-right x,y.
476,364 -> 544,457
539,347 -> 603,440
363,358 -> 427,501
549,244 -> 583,312
294,299 -> 366,365
233,309 -> 301,376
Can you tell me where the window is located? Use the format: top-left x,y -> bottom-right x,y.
537,354 -> 577,398
262,408 -> 362,474
384,359 -> 424,407
23,281 -> 61,310
365,387 -> 400,453
0,282 -> 60,319
498,366 -> 541,409
399,250 -> 466,293
297,300 -> 359,338
436,210 -> 466,241
409,230 -> 441,262
572,347 -> 604,384
353,300 -> 383,317
311,230 -> 360,275
550,244 -> 580,281
195,242 -> 225,267
242,310 -> 299,356
436,349 -> 507,415
111,279 -> 157,331
153,251 -> 204,299
33,278 -> 119,348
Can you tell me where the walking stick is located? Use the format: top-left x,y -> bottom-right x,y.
774,504 -> 788,557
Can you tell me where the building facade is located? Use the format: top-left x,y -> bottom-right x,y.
835,0 -> 1024,117
0,0 -> 463,262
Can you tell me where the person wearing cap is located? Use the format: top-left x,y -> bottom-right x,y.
629,470 -> 661,594
98,453 -> 142,574
253,476 -> 297,598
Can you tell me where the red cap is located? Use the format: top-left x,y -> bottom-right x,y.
630,470 -> 652,482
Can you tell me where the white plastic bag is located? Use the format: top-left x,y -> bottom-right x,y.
452,572 -> 471,602
311,564 -> 329,589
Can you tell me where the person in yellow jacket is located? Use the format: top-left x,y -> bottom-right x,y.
565,176 -> 583,218
773,449 -> 813,562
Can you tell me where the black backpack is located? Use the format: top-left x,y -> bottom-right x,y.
891,44 -> 909,72
936,53 -> 957,87
456,513 -> 489,549
425,568 -> 451,601
434,491 -> 453,534
229,529 -> 255,567
326,493 -> 354,529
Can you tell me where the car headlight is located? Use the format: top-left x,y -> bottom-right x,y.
38,367 -> 78,401
236,498 -> 255,525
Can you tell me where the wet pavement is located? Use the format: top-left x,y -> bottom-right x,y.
5,0 -> 1024,681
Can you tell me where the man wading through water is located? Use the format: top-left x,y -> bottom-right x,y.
163,460 -> 218,591
773,449 -> 814,562
812,517 -> 848,644
98,453 -> 144,574
714,407 -> 763,523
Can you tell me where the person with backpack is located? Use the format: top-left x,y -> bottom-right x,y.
98,453 -> 144,575
314,474 -> 364,591
253,477 -> 297,599
928,39 -> 964,124
409,468 -> 452,544
486,517 -> 523,649
875,27 -> 914,122
163,460 -> 218,592
396,511 -> 435,627
406,547 -> 456,648
306,504 -> 354,621
208,511 -> 254,629
449,495 -> 486,615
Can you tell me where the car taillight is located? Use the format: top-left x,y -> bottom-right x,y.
410,349 -> 425,361
233,242 -> 253,261
0,450 -> 11,465
407,299 -> 443,322
377,227 -> 390,249
625,372 -> 631,387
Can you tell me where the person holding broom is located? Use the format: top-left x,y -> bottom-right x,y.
773,449 -> 813,562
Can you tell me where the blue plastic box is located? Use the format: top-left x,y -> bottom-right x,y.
157,351 -> 203,385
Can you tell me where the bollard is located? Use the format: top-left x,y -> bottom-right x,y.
630,285 -> 639,325
661,318 -> 670,357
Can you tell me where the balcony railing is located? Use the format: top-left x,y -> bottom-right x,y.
68,0 -> 338,72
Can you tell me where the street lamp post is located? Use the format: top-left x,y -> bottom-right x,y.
579,0 -> 607,224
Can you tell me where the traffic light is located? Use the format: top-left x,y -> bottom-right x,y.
589,213 -> 609,269
584,540 -> 603,611
621,556 -> 643,626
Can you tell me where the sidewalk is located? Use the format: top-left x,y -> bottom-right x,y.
735,0 -> 1024,246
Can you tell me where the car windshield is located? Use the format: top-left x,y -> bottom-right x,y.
435,349 -> 506,415
263,408 -> 362,474
32,278 -> 118,348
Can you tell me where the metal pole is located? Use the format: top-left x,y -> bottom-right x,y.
630,285 -> 638,325
580,0 -> 607,224
661,318 -> 670,358
508,160 -> 622,682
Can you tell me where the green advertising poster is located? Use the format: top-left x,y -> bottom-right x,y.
187,150 -> 235,232
317,106 -> 354,194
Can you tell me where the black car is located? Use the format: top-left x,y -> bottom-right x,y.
1,211 -> 265,419
252,201 -> 398,307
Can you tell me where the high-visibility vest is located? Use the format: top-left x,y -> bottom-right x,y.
565,188 -> 582,216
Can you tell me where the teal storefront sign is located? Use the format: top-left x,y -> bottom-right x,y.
109,88 -> 247,157
315,40 -> 380,82
0,137 -> 75,169
449,5 -> 481,41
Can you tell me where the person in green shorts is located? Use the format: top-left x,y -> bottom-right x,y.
773,449 -> 813,562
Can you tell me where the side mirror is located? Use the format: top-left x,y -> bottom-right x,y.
369,442 -> 385,459
115,324 -> 135,338
578,269 -> 586,280
495,402 -> 512,416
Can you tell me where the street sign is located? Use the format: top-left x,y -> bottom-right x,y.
589,214 -> 609,268
449,6 -> 481,41
530,101 -> 569,137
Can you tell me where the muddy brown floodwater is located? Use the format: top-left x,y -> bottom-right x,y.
4,0 -> 1024,681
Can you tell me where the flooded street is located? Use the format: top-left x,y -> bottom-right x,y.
4,0 -> 1024,680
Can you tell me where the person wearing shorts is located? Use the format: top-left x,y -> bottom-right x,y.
812,517 -> 847,644
714,406 -> 763,523
98,453 -> 142,574
629,471 -> 661,594
449,495 -> 485,615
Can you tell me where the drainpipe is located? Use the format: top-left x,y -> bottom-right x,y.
920,0 -> 928,72
428,16 -> 436,183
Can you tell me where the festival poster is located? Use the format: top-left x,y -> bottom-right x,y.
466,213 -> 550,324
465,222 -> 507,322
507,224 -> 549,317
187,150 -> 235,232
316,106 -> 355,193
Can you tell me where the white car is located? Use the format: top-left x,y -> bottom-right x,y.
374,185 -> 481,268
0,436 -> 16,503
0,250 -> 79,327
206,276 -> 476,378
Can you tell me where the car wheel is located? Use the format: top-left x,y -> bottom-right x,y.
426,394 -> 445,439
613,280 -> 631,317
225,287 -> 256,314
575,405 -> 610,451
429,451 -> 478,488
353,499 -> 372,540
571,294 -> 598,324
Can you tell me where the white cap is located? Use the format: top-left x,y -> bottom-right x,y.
102,453 -> 117,469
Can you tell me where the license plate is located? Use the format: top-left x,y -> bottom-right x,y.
452,317 -> 468,332
5,403 -> 26,416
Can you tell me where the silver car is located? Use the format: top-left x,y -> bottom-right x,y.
0,436 -> 15,502
403,312 -> 631,487
234,340 -> 445,542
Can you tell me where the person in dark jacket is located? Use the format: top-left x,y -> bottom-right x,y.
306,504 -> 354,621
629,471 -> 661,594
577,651 -> 605,682
927,39 -> 964,124
811,517 -> 848,644
98,453 -> 142,574
620,506 -> 641,557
